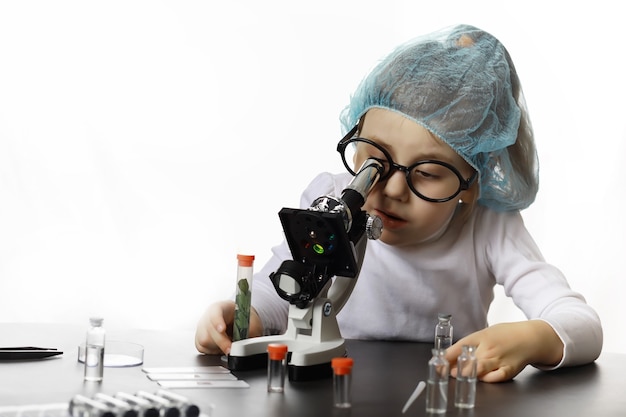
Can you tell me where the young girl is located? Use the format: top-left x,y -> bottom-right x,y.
195,24 -> 602,382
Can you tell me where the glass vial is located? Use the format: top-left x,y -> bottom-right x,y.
267,343 -> 288,393
426,348 -> 450,414
84,317 -> 105,382
331,357 -> 354,408
434,313 -> 453,350
233,254 -> 255,342
454,345 -> 478,408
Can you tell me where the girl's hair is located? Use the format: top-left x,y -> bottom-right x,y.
340,24 -> 539,212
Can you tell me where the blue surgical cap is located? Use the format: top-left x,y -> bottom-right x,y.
340,24 -> 539,211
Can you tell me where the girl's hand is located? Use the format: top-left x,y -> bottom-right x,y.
194,300 -> 263,355
445,320 -> 564,382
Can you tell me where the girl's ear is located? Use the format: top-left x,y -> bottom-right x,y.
459,180 -> 479,206
455,182 -> 480,223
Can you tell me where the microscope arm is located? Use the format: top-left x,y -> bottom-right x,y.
326,234 -> 367,315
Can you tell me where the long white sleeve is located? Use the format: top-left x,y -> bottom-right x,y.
481,209 -> 603,367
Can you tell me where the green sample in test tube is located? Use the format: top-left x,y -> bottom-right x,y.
233,254 -> 255,341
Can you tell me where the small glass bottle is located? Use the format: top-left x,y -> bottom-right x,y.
84,317 -> 105,382
426,348 -> 450,414
454,345 -> 478,408
434,313 -> 453,350
331,357 -> 354,408
267,343 -> 288,393
233,254 -> 255,342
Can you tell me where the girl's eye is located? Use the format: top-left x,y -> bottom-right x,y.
412,163 -> 455,182
415,168 -> 440,179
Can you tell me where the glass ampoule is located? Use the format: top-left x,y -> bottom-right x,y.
454,345 -> 478,408
426,348 -> 450,414
331,357 -> 354,408
434,313 -> 453,350
84,317 -> 106,382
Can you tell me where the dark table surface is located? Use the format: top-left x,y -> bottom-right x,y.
0,323 -> 623,416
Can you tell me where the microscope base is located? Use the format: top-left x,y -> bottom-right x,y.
288,360 -> 335,381
227,298 -> 347,381
228,352 -> 339,381
228,337 -> 346,381
227,352 -> 266,371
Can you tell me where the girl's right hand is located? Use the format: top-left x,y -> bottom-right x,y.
194,300 -> 262,355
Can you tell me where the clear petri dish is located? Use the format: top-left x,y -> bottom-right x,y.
77,340 -> 144,367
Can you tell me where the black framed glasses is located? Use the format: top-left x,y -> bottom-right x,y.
337,126 -> 478,203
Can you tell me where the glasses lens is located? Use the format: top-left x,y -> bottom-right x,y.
410,162 -> 462,201
341,139 -> 390,176
340,138 -> 464,202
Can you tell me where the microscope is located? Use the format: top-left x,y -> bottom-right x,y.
227,158 -> 384,381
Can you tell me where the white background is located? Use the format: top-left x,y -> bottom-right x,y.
1,1 -> 624,354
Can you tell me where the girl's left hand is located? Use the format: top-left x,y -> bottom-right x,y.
445,320 -> 563,382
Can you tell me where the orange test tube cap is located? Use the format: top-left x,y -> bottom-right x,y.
267,343 -> 288,360
237,254 -> 255,267
331,357 -> 354,375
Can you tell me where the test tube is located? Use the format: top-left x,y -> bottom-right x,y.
266,343 -> 288,393
114,393 -> 160,417
156,390 -> 200,417
454,345 -> 478,408
233,254 -> 255,341
136,391 -> 180,417
331,357 -> 354,408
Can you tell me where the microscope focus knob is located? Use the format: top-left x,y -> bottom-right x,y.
365,215 -> 383,240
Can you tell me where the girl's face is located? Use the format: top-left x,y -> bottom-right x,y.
359,108 -> 475,247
